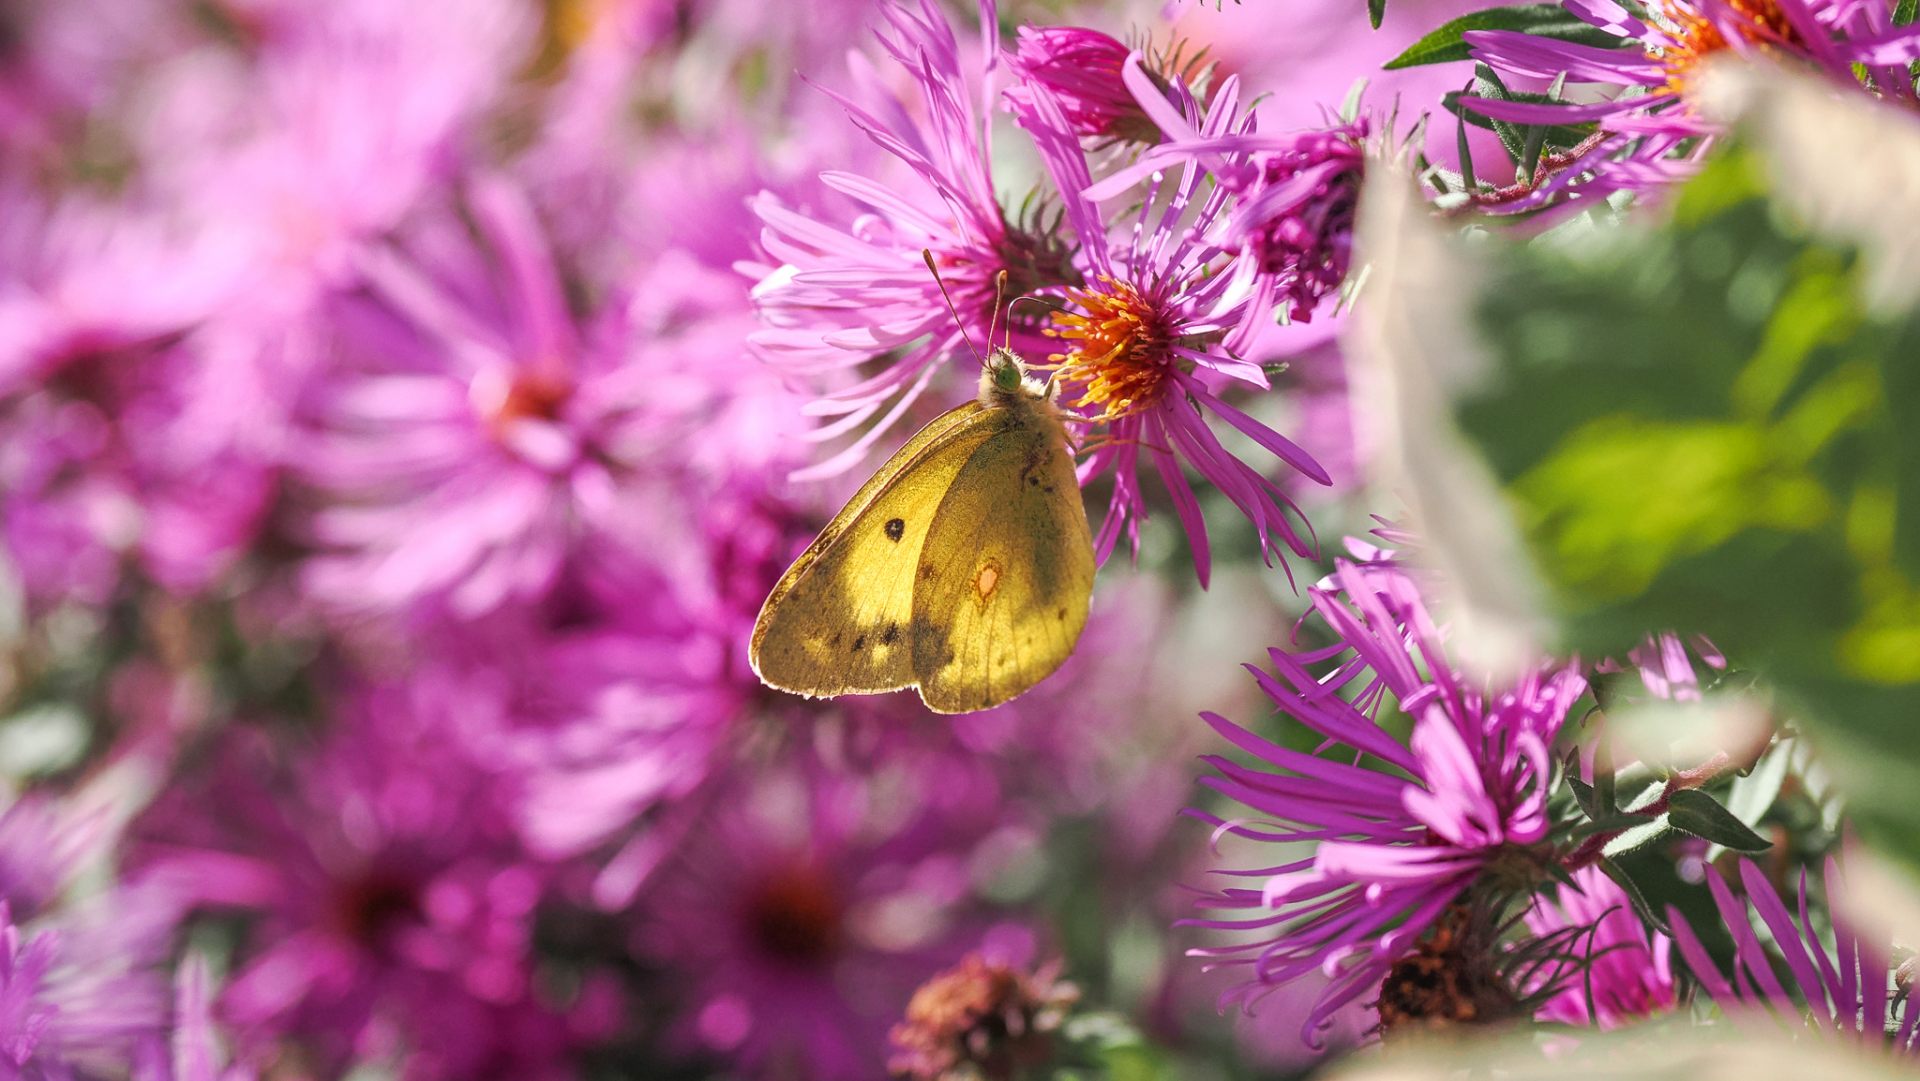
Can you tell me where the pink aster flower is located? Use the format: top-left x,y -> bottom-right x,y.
0,905 -> 63,1077
1186,556 -> 1586,1045
132,686 -> 598,1080
0,190 -> 272,605
296,175 -> 767,623
139,956 -> 254,1081
1523,866 -> 1676,1029
633,755 -> 1017,1081
1003,27 -> 1163,145
149,0 -> 528,284
1080,58 -> 1369,339
745,0 -> 1077,480
0,796 -> 105,923
1461,0 -> 1920,212
0,0 -> 199,178
0,822 -> 184,1081
436,598 -> 762,879
1668,857 -> 1917,1052
1597,632 -> 1728,702
1011,71 -> 1330,582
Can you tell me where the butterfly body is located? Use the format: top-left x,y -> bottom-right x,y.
750,351 -> 1094,714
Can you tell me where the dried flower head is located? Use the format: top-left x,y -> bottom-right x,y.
888,954 -> 1079,1081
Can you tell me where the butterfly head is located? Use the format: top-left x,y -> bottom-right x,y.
980,348 -> 1050,405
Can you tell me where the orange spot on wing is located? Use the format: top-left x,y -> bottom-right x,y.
974,560 -> 1002,601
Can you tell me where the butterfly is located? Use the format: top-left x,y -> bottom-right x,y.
750,316 -> 1095,715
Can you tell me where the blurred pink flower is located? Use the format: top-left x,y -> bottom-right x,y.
0,190 -> 271,603
132,686 -> 599,1080
1597,632 -> 1728,702
634,756 -> 1017,1080
1523,866 -> 1676,1029
0,789 -> 184,1081
0,0 -> 199,176
1669,857 -> 1917,1050
0,906 -> 63,1076
295,176 -> 778,622
136,957 -> 255,1081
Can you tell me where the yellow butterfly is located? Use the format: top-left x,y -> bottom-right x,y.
750,346 -> 1095,714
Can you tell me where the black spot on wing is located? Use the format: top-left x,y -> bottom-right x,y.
884,517 -> 905,542
851,634 -> 866,651
910,617 -> 954,665
881,622 -> 900,645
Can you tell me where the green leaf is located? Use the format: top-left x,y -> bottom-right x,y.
1566,773 -> 1599,818
1667,789 -> 1774,851
1454,89 -> 1481,191
1598,857 -> 1672,936
1573,811 -> 1660,837
1369,0 -> 1388,30
1897,0 -> 1920,80
1442,89 -> 1595,158
1601,816 -> 1670,858
1708,738 -> 1790,859
1383,2 -> 1633,69
1593,740 -> 1617,814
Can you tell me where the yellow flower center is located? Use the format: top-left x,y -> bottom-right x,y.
1652,0 -> 1798,95
1046,277 -> 1174,423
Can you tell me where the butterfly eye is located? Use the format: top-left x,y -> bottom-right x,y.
991,356 -> 1023,393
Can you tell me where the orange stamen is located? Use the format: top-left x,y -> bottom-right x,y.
1651,0 -> 1799,95
1045,276 -> 1175,424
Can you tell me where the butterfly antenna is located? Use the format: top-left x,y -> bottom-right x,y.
922,249 -> 983,364
1006,294 -> 1059,347
987,270 -> 1009,355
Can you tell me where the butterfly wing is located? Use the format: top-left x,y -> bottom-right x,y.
750,400 -> 994,699
909,406 -> 1094,714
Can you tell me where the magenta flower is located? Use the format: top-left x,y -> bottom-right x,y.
140,956 -> 254,1081
634,756 -> 1014,1081
1523,867 -> 1676,1029
1598,632 -> 1728,702
295,175 -> 784,624
1461,0 -> 1920,211
746,0 -> 1076,480
0,865 -> 181,1080
1012,70 -> 1330,582
150,0 -> 529,285
0,189 -> 277,605
1668,858 -> 1917,1051
132,686 -> 597,1080
0,905 -> 62,1077
446,612 -> 757,876
1186,557 -> 1586,1045
1003,27 -> 1160,145
1081,57 -> 1369,339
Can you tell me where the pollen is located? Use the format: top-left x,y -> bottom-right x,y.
1651,0 -> 1798,95
1046,276 -> 1175,423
